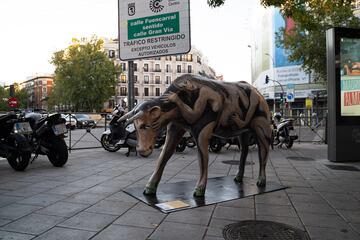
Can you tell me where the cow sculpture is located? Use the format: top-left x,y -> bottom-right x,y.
120,74 -> 272,197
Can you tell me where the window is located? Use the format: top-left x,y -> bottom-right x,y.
144,75 -> 149,84
120,87 -> 127,96
177,65 -> 181,73
135,87 -> 139,96
166,76 -> 171,84
134,75 -> 138,83
187,54 -> 193,62
144,88 -> 149,96
155,64 -> 160,72
121,63 -> 126,71
120,74 -> 127,83
155,88 -> 161,96
165,56 -> 172,61
143,63 -> 149,72
155,76 -> 161,84
134,63 -> 138,71
188,65 -> 192,73
176,55 -> 181,61
166,64 -> 171,73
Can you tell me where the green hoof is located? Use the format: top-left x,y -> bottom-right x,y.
143,183 -> 158,195
234,175 -> 243,183
193,187 -> 205,197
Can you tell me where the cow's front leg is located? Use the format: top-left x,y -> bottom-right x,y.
144,123 -> 185,195
193,121 -> 216,197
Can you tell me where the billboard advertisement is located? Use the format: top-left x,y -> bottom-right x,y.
340,37 -> 360,116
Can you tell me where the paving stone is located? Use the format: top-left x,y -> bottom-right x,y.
0,230 -> 34,240
292,201 -> 337,215
165,208 -> 212,226
298,212 -> 350,228
114,209 -> 165,228
85,200 -> 135,216
218,196 -> 254,208
18,193 -> 67,207
256,215 -> 305,230
0,195 -> 24,208
63,192 -> 106,205
0,204 -> 41,220
104,192 -> 139,203
47,185 -> 86,196
213,206 -> 254,221
33,227 -> 96,240
338,210 -> 360,223
306,226 -> 360,240
131,202 -> 162,213
350,223 -> 360,234
1,213 -> 65,235
288,193 -> 328,204
255,203 -> 298,218
36,201 -> 89,217
0,218 -> 11,227
92,224 -> 153,240
255,191 -> 291,206
149,221 -> 207,240
58,211 -> 117,231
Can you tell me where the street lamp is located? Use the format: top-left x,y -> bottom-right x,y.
265,53 -> 276,112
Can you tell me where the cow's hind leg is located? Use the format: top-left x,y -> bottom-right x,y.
193,121 -> 216,197
143,123 -> 185,195
250,117 -> 272,187
234,140 -> 249,183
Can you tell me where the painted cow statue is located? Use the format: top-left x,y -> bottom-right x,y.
120,74 -> 272,197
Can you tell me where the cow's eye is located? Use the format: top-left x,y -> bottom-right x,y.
140,124 -> 151,130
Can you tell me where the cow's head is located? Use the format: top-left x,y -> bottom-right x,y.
119,102 -> 161,157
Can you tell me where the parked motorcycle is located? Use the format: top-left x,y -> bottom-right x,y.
272,113 -> 298,149
0,112 -> 32,171
25,112 -> 69,167
101,105 -> 137,156
209,129 -> 257,153
175,131 -> 196,152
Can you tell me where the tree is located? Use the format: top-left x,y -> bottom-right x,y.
0,84 -> 29,111
0,85 -> 8,111
50,36 -> 120,112
208,0 -> 360,82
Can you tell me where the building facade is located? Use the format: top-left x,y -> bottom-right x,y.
103,39 -> 217,109
250,3 -> 327,117
20,74 -> 54,110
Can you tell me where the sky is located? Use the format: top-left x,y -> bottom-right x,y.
0,0 -> 255,85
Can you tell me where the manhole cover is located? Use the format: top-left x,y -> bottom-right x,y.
286,156 -> 314,161
326,165 -> 360,171
222,160 -> 254,165
223,220 -> 310,240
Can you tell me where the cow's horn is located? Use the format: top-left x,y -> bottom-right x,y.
127,110 -> 144,123
117,109 -> 134,122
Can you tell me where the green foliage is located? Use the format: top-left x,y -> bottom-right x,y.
208,0 -> 360,82
50,36 -> 120,112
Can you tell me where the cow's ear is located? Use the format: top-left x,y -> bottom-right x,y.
149,106 -> 161,119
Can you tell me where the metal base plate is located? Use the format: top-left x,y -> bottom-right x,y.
123,176 -> 286,213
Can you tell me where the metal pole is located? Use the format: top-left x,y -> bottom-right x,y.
127,60 -> 135,111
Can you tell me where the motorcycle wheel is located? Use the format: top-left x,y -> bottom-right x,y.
176,139 -> 187,152
7,151 -> 31,171
47,138 -> 68,167
285,139 -> 294,149
209,138 -> 222,153
101,134 -> 121,152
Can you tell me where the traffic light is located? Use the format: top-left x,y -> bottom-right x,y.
280,93 -> 284,103
265,75 -> 269,84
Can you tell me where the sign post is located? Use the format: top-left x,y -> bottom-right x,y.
119,0 -> 191,110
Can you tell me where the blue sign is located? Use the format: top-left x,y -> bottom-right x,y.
287,92 -> 294,101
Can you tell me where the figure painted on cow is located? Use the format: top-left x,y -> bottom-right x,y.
119,74 -> 272,197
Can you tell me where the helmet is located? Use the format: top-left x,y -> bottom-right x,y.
274,112 -> 281,121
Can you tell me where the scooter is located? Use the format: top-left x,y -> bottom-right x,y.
101,105 -> 137,156
272,115 -> 298,149
25,112 -> 68,167
0,112 -> 32,171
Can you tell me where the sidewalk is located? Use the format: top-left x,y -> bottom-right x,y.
0,143 -> 359,240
